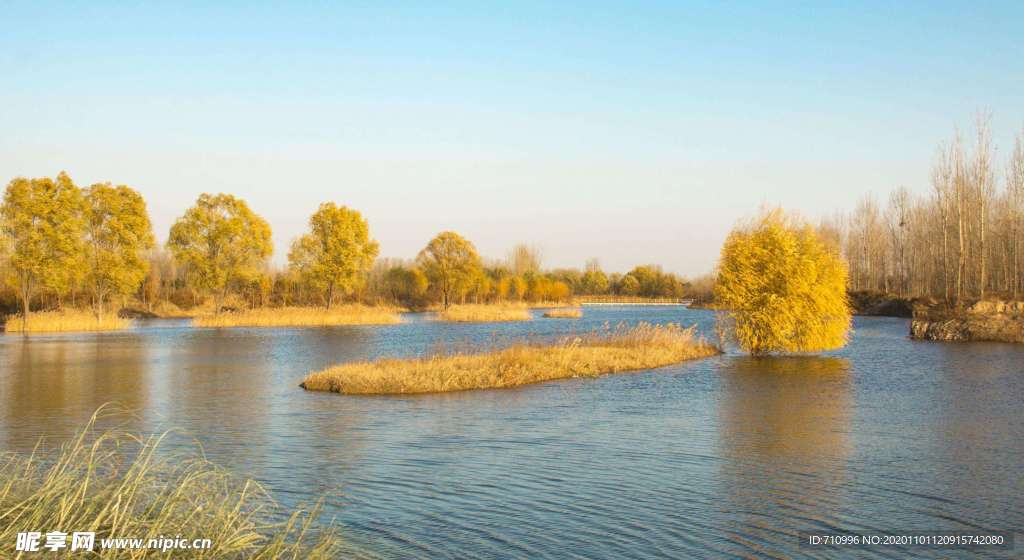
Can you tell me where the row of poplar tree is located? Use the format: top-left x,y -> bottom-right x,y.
828,115 -> 1024,303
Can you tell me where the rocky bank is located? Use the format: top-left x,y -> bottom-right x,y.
910,300 -> 1024,343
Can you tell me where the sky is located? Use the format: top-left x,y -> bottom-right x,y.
2,1 -> 1023,276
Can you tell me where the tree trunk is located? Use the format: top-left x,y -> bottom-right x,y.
21,291 -> 29,333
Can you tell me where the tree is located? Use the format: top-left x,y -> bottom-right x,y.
382,265 -> 428,308
619,274 -> 640,296
509,243 -> 542,275
1009,128 -> 1024,298
417,231 -> 482,309
83,183 -> 155,318
288,203 -> 378,308
167,193 -> 272,313
1,173 -> 85,329
579,258 -> 609,294
715,209 -> 850,355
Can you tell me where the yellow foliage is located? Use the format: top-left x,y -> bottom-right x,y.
301,322 -> 719,394
4,309 -> 129,333
715,209 -> 851,355
192,305 -> 401,328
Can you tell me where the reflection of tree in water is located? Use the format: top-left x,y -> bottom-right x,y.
716,356 -> 851,556
0,337 -> 150,450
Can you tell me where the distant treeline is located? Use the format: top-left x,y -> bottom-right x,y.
0,176 -> 707,318
825,115 -> 1023,303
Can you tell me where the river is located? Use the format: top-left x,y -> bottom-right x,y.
1,307 -> 1021,558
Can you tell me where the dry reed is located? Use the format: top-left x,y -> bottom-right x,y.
0,407 -> 340,558
435,304 -> 532,322
4,309 -> 129,334
193,305 -> 401,328
543,308 -> 582,318
301,322 -> 719,395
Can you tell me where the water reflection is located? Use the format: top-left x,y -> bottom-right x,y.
717,356 -> 852,553
0,335 -> 151,447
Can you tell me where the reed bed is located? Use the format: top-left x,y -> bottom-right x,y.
543,308 -> 582,318
193,305 -> 402,328
301,322 -> 720,395
0,408 -> 339,558
4,309 -> 130,334
435,304 -> 532,323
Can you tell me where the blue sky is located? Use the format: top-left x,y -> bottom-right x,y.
2,1 -> 1023,275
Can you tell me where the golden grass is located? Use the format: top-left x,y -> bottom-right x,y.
193,305 -> 402,328
543,308 -> 582,318
4,309 -> 130,334
301,322 -> 719,395
0,407 -> 340,558
435,304 -> 532,322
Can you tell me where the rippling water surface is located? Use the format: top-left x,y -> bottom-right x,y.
1,307 -> 1021,558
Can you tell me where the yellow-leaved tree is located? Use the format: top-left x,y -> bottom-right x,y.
167,193 -> 272,313
715,209 -> 850,355
83,183 -> 155,318
288,203 -> 379,308
417,231 -> 482,309
1,173 -> 85,329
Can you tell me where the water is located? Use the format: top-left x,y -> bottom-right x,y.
1,307 -> 1021,559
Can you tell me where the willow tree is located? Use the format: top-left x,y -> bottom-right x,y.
1,173 -> 85,329
167,193 -> 272,313
417,231 -> 482,309
715,209 -> 850,355
83,183 -> 155,318
288,203 -> 378,308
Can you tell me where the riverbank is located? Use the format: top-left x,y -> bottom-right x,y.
543,308 -> 582,318
300,323 -> 719,395
910,300 -> 1024,343
193,305 -> 402,327
847,291 -> 916,317
0,409 -> 340,558
3,309 -> 129,333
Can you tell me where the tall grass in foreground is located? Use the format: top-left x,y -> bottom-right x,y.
0,409 -> 339,559
543,308 -> 582,318
193,305 -> 402,328
4,310 -> 129,334
435,304 -> 532,322
301,322 -> 720,395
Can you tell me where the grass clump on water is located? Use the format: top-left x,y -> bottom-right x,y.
543,308 -> 582,318
301,322 -> 719,395
0,407 -> 340,559
193,305 -> 401,328
4,309 -> 129,334
434,304 -> 532,322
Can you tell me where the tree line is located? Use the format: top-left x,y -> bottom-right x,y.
826,115 -> 1024,304
0,175 -> 700,321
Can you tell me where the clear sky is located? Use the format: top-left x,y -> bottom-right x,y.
3,1 -> 1023,275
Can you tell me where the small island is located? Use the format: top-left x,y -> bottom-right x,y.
300,323 -> 718,395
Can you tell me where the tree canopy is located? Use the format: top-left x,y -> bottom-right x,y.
288,203 -> 378,308
83,183 -> 155,316
167,193 -> 272,312
1,173 -> 85,325
417,231 -> 482,308
715,209 -> 851,355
